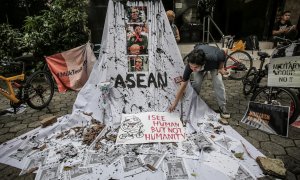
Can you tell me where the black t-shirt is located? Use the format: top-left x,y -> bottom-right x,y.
182,45 -> 225,81
273,20 -> 292,37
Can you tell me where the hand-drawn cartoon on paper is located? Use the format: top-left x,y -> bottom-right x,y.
119,115 -> 144,139
126,6 -> 147,23
127,24 -> 148,55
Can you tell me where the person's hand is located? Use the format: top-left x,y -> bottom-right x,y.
218,68 -> 229,76
168,102 -> 178,112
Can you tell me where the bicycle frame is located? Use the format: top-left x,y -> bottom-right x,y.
224,55 -> 239,70
0,74 -> 25,103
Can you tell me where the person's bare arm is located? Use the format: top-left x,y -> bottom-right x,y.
272,27 -> 291,35
218,49 -> 229,76
168,81 -> 188,112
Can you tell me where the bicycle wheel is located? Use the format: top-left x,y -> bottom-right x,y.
225,50 -> 253,80
25,71 -> 54,110
251,87 -> 300,124
242,67 -> 257,96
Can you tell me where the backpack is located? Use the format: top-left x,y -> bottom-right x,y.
245,35 -> 259,50
230,40 -> 245,51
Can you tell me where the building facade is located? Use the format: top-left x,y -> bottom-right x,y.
88,0 -> 300,44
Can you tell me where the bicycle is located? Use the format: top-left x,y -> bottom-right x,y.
242,37 -> 300,124
222,35 -> 253,80
0,61 -> 54,114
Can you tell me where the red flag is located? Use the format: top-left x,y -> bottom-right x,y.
45,43 -> 96,92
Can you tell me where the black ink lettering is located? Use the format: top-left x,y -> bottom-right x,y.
115,74 -> 126,88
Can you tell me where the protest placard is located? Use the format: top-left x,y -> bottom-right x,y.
116,112 -> 186,144
241,102 -> 289,136
268,56 -> 300,87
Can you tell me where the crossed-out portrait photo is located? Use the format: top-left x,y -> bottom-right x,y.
127,24 -> 148,55
126,6 -> 147,23
128,55 -> 149,72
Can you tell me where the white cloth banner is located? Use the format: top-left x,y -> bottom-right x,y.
116,112 -> 185,144
0,1 -> 265,179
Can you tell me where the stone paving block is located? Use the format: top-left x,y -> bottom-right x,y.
31,111 -> 46,117
261,142 -> 286,156
22,117 -> 37,124
258,148 -> 275,158
28,121 -> 41,128
295,140 -> 300,147
285,147 -> 300,161
270,135 -> 295,147
285,171 -> 297,180
0,128 -> 9,135
233,126 -> 248,137
276,155 -> 300,174
0,116 -> 16,124
9,124 -> 27,133
4,121 -> 20,128
15,114 -> 32,121
0,163 -> 8,171
288,127 -> 300,139
249,129 -> 270,142
15,128 -> 34,137
244,136 -> 260,148
0,133 -> 15,144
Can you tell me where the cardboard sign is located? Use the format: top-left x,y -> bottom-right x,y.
268,56 -> 300,87
116,112 -> 186,144
241,102 -> 289,136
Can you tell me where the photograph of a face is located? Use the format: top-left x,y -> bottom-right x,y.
127,24 -> 148,55
126,6 -> 147,23
128,56 -> 149,72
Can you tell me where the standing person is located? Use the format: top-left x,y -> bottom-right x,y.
168,44 -> 230,119
166,10 -> 180,43
272,10 -> 298,47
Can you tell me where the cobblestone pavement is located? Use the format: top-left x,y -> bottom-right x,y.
0,79 -> 299,179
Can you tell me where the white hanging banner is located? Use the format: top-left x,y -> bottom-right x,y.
116,112 -> 186,144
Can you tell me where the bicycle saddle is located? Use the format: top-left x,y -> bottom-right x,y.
257,52 -> 270,59
13,54 -> 35,62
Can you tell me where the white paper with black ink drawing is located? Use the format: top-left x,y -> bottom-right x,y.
35,163 -> 61,180
164,157 -> 189,180
19,149 -> 49,176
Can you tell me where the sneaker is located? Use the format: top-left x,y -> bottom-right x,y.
219,106 -> 231,119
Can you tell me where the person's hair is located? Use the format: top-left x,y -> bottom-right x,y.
187,49 -> 206,65
166,10 -> 175,18
133,24 -> 141,30
131,7 -> 139,13
282,10 -> 291,16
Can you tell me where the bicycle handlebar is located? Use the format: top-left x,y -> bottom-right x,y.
221,35 -> 235,40
273,36 -> 299,44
